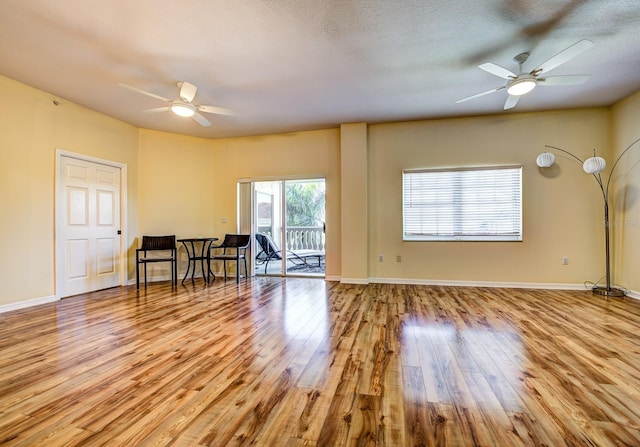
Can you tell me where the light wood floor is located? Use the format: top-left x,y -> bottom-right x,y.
1,278 -> 639,446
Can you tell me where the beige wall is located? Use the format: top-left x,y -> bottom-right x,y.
147,108 -> 613,288
368,109 -> 611,285
136,128 -> 341,278
3,70 -> 639,309
611,90 -> 640,292
138,129 -> 217,239
0,75 -> 138,307
340,123 -> 368,282
208,129 -> 342,278
137,129 -> 221,279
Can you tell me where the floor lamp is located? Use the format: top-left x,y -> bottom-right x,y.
536,137 -> 640,298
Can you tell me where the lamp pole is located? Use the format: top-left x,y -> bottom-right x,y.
541,137 -> 640,298
600,193 -> 617,296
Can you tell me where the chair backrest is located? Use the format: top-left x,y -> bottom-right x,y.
140,235 -> 176,251
255,233 -> 281,257
220,234 -> 251,250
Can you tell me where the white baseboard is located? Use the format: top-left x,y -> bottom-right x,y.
368,277 -> 589,290
340,277 -> 370,285
0,294 -> 58,314
367,278 -> 640,299
624,289 -> 640,300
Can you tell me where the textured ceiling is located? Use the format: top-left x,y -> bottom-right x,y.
1,0 -> 639,139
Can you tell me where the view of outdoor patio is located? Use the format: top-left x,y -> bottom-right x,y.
254,179 -> 325,276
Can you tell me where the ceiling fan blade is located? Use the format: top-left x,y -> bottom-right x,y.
533,39 -> 594,75
518,0 -> 587,41
456,86 -> 505,103
504,95 -> 520,110
538,75 -> 591,86
479,63 -> 517,80
192,112 -> 212,127
118,83 -> 169,102
465,0 -> 586,65
197,105 -> 235,116
178,81 -> 198,103
143,106 -> 171,113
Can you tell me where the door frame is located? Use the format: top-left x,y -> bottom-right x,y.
239,175 -> 326,277
55,149 -> 128,299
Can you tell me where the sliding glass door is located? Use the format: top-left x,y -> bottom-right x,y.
254,180 -> 284,275
252,178 -> 325,277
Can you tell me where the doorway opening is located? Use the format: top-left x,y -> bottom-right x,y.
250,178 -> 325,277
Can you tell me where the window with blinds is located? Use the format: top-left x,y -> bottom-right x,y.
402,166 -> 522,241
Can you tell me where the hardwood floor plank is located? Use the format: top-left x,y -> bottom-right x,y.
416,330 -> 452,404
155,371 -> 260,446
346,393 -> 381,446
12,425 -> 91,447
462,371 -> 527,447
280,387 -> 327,442
229,364 -> 305,446
403,401 -> 436,447
315,363 -> 359,445
1,279 -> 640,446
380,354 -> 406,446
250,386 -> 312,446
427,402 -> 468,446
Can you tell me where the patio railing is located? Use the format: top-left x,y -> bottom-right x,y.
257,225 -> 325,252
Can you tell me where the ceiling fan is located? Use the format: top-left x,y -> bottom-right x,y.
118,81 -> 234,127
457,39 -> 594,110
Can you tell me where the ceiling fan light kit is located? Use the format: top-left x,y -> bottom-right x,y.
458,39 -> 594,109
506,77 -> 537,96
171,103 -> 195,117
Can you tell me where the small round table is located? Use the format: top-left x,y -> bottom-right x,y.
177,237 -> 218,284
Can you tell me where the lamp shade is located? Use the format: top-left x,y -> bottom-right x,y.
583,156 -> 606,174
536,152 -> 555,168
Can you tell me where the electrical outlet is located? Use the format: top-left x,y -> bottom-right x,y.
221,217 -> 228,224
379,255 -> 384,262
396,255 -> 402,263
562,256 -> 569,265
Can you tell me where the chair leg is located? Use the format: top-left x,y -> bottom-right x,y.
207,257 -> 216,283
144,264 -> 148,288
136,261 -> 140,289
243,258 -> 247,281
173,260 -> 177,286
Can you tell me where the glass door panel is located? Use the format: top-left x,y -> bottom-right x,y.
254,181 -> 282,275
285,179 -> 325,276
252,178 -> 325,277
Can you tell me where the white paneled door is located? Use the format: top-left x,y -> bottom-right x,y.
58,156 -> 121,297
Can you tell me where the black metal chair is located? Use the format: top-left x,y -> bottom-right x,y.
208,234 -> 251,283
136,235 -> 177,288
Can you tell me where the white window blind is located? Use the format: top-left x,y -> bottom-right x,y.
403,166 -> 522,241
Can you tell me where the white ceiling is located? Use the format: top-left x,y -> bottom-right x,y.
1,0 -> 639,139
